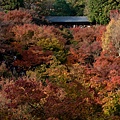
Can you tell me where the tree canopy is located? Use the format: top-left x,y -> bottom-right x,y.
67,0 -> 85,16
86,0 -> 120,24
0,0 -> 24,10
0,9 -> 120,120
50,0 -> 75,16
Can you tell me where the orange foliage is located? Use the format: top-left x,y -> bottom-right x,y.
13,46 -> 52,68
3,9 -> 32,25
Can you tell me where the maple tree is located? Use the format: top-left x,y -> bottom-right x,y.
67,26 -> 102,66
0,8 -> 120,120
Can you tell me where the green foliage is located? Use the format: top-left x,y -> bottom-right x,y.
86,0 -> 120,24
50,0 -> 75,16
0,0 -> 24,11
67,0 -> 85,16
34,0 -> 54,16
102,91 -> 120,116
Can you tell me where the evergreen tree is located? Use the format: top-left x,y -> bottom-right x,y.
86,0 -> 120,24
67,0 -> 85,16
34,0 -> 54,16
0,0 -> 24,11
50,0 -> 75,16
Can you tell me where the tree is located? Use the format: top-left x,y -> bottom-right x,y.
50,0 -> 75,16
86,0 -> 120,24
66,0 -> 85,16
34,0 -> 54,16
102,10 -> 120,56
22,0 -> 55,16
0,0 -> 24,11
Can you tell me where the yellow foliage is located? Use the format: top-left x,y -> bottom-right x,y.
102,18 -> 120,55
37,37 -> 64,50
102,91 -> 120,115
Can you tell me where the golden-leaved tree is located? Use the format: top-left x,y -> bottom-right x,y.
102,10 -> 120,56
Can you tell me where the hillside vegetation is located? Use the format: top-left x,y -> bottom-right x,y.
0,10 -> 120,120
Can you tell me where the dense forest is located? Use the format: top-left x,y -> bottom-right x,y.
0,0 -> 120,120
0,0 -> 120,24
